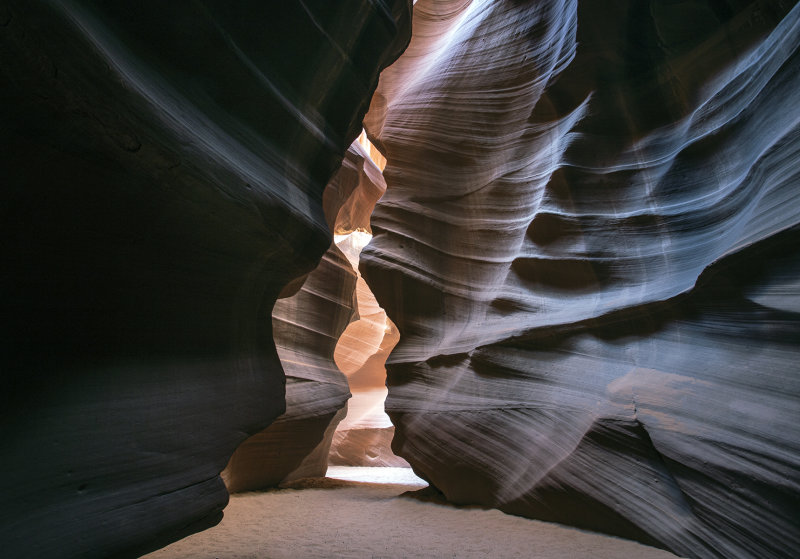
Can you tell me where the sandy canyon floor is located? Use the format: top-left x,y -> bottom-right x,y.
143,467 -> 682,559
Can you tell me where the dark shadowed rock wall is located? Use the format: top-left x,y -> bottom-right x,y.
361,1 -> 800,558
0,1 -> 410,557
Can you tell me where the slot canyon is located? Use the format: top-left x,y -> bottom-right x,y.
1,1 -> 798,558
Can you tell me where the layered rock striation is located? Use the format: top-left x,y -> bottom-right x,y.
223,141 -> 391,491
330,230 -> 407,467
361,1 -> 800,557
0,2 -> 410,557
221,240 -> 355,492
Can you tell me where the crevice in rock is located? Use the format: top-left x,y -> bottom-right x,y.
222,129 -> 407,491
327,136 -> 409,469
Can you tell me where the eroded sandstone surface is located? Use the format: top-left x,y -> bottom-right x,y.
0,2 -> 410,557
361,1 -> 800,557
223,141 -> 391,491
330,230 -> 407,467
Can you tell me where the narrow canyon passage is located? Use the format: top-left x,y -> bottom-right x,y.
328,227 -> 407,468
144,120 -> 682,558
219,128 -> 407,493
2,2 -> 798,559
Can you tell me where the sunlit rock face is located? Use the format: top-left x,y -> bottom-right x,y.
325,139 -> 388,235
361,1 -> 800,557
0,2 -> 410,558
223,143 -> 386,491
221,242 -> 355,492
330,231 -> 407,467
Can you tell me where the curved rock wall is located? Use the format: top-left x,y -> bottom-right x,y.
223,142 -> 388,491
330,230 -> 407,467
221,241 -> 355,492
361,1 -> 800,557
0,2 -> 410,557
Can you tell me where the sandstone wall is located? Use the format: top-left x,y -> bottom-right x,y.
223,142 -> 390,491
360,1 -> 800,557
0,2 -> 410,557
330,229 -> 407,467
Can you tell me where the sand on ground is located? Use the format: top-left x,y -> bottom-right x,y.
143,467 -> 682,559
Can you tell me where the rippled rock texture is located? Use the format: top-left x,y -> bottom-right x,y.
330,231 -> 407,467
361,1 -> 800,557
221,241 -> 354,492
223,142 -> 387,491
0,2 -> 410,557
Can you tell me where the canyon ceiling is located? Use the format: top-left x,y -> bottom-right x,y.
1,1 -> 799,559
